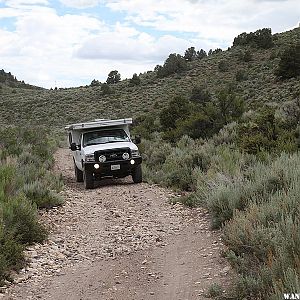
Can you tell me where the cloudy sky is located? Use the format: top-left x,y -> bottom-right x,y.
0,0 -> 299,88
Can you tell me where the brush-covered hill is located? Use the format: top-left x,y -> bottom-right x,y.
0,69 -> 42,90
0,27 -> 299,129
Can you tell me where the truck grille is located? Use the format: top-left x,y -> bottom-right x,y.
94,147 -> 131,162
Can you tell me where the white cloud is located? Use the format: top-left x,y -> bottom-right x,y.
2,0 -> 49,6
0,0 -> 299,88
0,3 -> 187,88
59,0 -> 101,8
0,1 -> 216,88
0,3 -> 108,87
76,26 -> 196,62
106,0 -> 300,44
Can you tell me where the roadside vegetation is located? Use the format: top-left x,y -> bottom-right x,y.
135,28 -> 300,299
0,127 -> 63,284
140,112 -> 300,298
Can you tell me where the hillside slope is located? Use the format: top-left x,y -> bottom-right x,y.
0,27 -> 299,128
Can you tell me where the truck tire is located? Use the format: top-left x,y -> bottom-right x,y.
132,165 -> 142,183
84,168 -> 94,189
74,161 -> 83,182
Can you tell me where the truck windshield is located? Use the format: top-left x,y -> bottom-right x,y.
83,129 -> 130,147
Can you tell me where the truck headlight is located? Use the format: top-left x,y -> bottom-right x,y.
85,154 -> 95,162
131,150 -> 140,158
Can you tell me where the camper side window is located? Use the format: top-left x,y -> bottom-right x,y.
68,133 -> 72,146
79,134 -> 83,146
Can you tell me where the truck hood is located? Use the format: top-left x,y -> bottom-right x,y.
82,141 -> 138,155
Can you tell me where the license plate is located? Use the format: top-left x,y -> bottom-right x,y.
111,164 -> 121,171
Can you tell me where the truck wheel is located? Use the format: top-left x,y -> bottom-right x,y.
84,169 -> 94,189
74,162 -> 83,182
132,165 -> 142,183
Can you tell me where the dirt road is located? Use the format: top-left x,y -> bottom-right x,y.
4,148 -> 231,300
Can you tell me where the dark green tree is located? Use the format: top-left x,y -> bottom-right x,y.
157,53 -> 187,78
212,48 -> 222,55
275,43 -> 300,79
132,114 -> 158,139
106,70 -> 121,84
233,28 -> 273,49
184,47 -> 197,61
175,111 -> 219,140
90,79 -> 100,87
129,73 -> 141,86
159,96 -> 190,131
196,49 -> 207,59
215,88 -> 244,124
255,28 -> 274,49
190,86 -> 211,106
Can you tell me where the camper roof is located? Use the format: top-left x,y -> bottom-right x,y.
65,118 -> 132,131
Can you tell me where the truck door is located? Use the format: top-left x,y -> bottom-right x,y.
74,133 -> 83,170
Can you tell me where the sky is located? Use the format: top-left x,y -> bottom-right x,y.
0,0 -> 299,88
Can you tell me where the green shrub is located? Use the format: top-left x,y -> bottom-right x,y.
3,195 -> 47,244
238,108 -> 298,155
272,269 -> 300,299
0,126 -> 62,284
211,122 -> 238,146
238,49 -> 253,62
142,136 -> 212,191
207,283 -> 223,298
101,83 -> 112,95
218,60 -> 229,72
171,193 -> 198,207
0,163 -> 17,199
23,181 -> 63,208
0,230 -> 24,284
275,43 -> 300,79
132,114 -> 160,140
208,153 -> 300,298
236,69 -> 248,82
173,111 -> 219,140
161,148 -> 199,190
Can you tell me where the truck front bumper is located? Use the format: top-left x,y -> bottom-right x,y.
84,157 -> 142,178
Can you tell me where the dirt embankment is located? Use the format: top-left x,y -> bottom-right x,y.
3,148 -> 232,300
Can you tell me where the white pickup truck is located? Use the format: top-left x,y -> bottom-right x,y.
65,118 -> 142,189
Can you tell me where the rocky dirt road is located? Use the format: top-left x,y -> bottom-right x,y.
3,148 -> 231,300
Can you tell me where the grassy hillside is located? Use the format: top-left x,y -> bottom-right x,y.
0,27 -> 299,129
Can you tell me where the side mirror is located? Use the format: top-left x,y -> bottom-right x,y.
70,143 -> 77,151
134,135 -> 141,144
